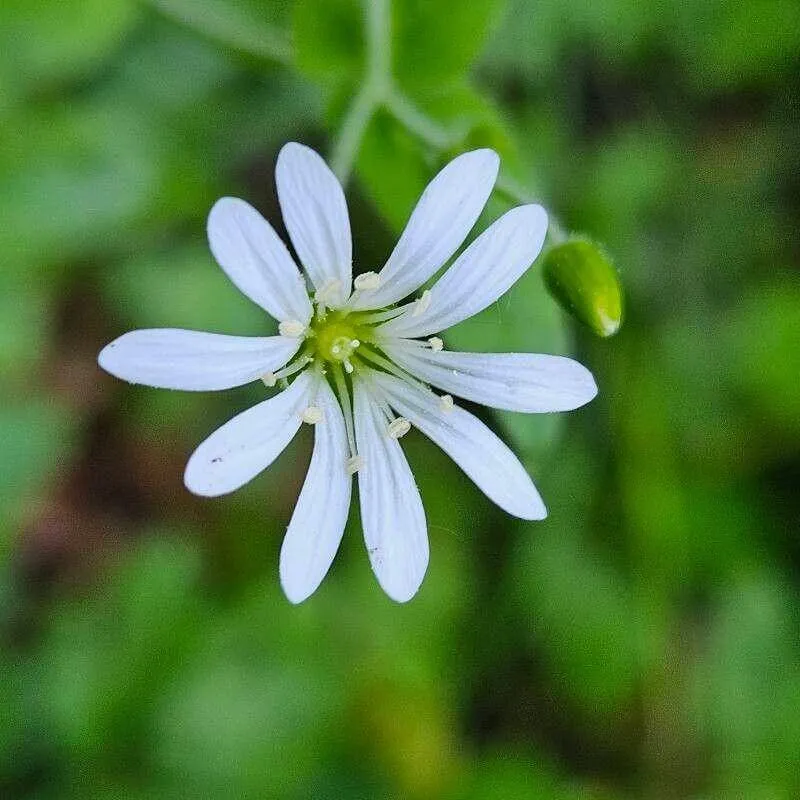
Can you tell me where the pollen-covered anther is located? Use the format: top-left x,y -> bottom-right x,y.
439,394 -> 454,413
387,417 -> 411,439
278,319 -> 306,338
411,289 -> 432,317
261,372 -> 277,387
346,454 -> 363,475
301,405 -> 324,424
343,359 -> 354,374
354,272 -> 381,291
428,336 -> 444,352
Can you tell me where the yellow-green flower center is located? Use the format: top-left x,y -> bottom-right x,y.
310,313 -> 368,364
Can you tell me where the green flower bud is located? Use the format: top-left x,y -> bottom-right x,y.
542,238 -> 624,337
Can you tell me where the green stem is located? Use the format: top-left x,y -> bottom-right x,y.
329,0 -> 392,184
384,91 -> 454,150
142,0 -> 292,64
495,174 -> 568,244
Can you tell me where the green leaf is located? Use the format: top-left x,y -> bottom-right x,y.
293,0 -> 364,85
148,0 -> 293,63
393,0 -> 504,92
0,0 -> 138,91
101,243 -> 271,335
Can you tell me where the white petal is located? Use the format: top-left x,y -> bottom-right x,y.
280,380 -> 351,603
378,204 -> 548,339
276,142 -> 352,306
383,342 -> 598,413
353,378 -> 428,602
184,370 -> 315,497
207,197 -> 312,323
349,149 -> 499,310
98,329 -> 300,391
369,371 -> 546,520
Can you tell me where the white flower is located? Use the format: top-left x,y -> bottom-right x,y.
99,143 -> 597,604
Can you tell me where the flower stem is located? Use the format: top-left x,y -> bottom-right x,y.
329,0 -> 392,184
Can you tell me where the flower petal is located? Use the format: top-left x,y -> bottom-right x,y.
349,149 -> 499,310
280,380 -> 351,604
184,370 -> 315,497
276,142 -> 352,306
383,341 -> 598,413
207,197 -> 312,323
98,329 -> 300,391
353,377 -> 428,602
378,204 -> 548,339
368,371 -> 546,520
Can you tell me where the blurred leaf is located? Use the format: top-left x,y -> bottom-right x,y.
692,574 -> 800,794
293,0 -> 364,86
40,536 -> 203,772
0,400 -> 75,524
0,0 -> 138,92
0,286 -> 51,383
512,511 -> 644,713
724,280 -> 800,441
148,0 -> 293,63
393,0 -> 504,92
102,243 -> 272,335
678,0 -> 800,90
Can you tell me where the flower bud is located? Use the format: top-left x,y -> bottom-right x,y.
542,238 -> 623,337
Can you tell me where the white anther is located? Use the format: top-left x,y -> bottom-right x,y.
343,359 -> 354,374
439,394 -> 454,413
351,339 -> 360,348
354,272 -> 381,291
346,454 -> 363,475
279,319 -> 306,338
387,417 -> 411,439
411,289 -> 431,317
428,336 -> 444,352
261,372 -> 277,387
302,405 -> 323,425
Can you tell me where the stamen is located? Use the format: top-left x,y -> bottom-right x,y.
354,272 -> 381,291
331,363 -> 358,459
302,405 -> 323,424
268,354 -> 313,385
355,306 -> 407,325
357,346 -> 429,393
439,394 -> 454,413
314,279 -> 343,312
279,319 -> 306,338
346,454 -> 363,475
387,417 -> 411,439
411,289 -> 432,317
427,336 -> 444,352
343,359 -> 354,374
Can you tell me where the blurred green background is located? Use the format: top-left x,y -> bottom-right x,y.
2,0 -> 798,797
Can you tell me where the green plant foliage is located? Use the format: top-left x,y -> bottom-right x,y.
1,0 -> 798,798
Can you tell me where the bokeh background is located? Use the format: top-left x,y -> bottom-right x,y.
2,0 -> 799,797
